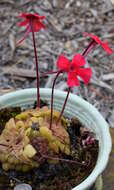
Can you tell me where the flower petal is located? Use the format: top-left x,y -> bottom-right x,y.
18,12 -> 46,32
83,32 -> 102,44
32,20 -> 46,32
67,72 -> 80,87
101,42 -> 113,55
34,13 -> 46,20
18,19 -> 29,27
84,32 -> 113,55
56,55 -> 70,72
18,13 -> 27,18
77,68 -> 92,85
72,54 -> 86,67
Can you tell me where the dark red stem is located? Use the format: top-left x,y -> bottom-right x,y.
30,19 -> 40,108
43,155 -> 85,166
50,71 -> 62,129
40,70 -> 60,77
82,40 -> 97,57
56,87 -> 71,125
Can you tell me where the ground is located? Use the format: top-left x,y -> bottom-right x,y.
0,0 -> 114,189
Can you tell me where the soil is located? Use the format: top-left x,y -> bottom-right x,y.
0,104 -> 98,190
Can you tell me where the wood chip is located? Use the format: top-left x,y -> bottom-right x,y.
0,0 -> 14,4
102,73 -> 114,81
2,67 -> 36,78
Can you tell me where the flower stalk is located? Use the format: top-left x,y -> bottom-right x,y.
82,40 -> 96,57
17,12 -> 46,108
30,19 -> 40,107
56,87 -> 71,125
50,71 -> 62,129
43,154 -> 86,166
40,70 -> 59,77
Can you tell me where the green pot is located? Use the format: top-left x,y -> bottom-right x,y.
0,88 -> 112,190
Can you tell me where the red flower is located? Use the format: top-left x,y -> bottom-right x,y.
83,32 -> 113,55
17,12 -> 45,44
57,54 -> 92,87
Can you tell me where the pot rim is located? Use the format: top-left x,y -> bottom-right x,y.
0,88 -> 112,190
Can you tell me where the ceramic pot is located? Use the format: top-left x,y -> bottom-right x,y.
0,88 -> 112,190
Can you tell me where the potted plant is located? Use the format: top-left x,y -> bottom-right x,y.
0,11 -> 112,190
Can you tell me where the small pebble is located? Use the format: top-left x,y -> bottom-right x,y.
14,183 -> 32,190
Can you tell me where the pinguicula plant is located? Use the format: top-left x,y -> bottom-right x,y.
0,10 -> 113,190
17,13 -> 46,108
